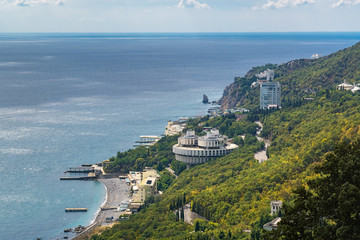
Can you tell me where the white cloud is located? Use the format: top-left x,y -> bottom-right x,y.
177,0 -> 209,9
294,0 -> 315,6
260,0 -> 289,9
331,0 -> 351,7
56,0 -> 64,6
254,0 -> 316,9
15,0 -> 29,6
1,0 -> 64,6
330,0 -> 360,7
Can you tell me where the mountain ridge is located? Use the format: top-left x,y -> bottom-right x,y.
220,41 -> 360,110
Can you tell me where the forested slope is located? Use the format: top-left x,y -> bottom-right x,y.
220,41 -> 360,109
91,42 -> 360,240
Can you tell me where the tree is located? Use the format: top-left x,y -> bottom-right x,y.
195,221 -> 200,232
181,207 -> 185,222
265,140 -> 360,240
227,230 -> 232,239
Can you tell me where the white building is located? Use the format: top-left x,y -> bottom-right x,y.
129,168 -> 160,203
337,80 -> 355,91
351,86 -> 360,93
270,200 -> 283,216
263,217 -> 281,231
260,82 -> 281,109
165,121 -> 185,136
172,129 -> 238,167
256,69 -> 275,81
311,53 -> 321,59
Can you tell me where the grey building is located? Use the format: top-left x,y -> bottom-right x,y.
260,81 -> 281,109
172,129 -> 238,168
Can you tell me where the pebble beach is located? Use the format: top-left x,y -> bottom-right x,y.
72,177 -> 131,240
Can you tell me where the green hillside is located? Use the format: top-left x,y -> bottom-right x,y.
91,42 -> 360,240
220,41 -> 360,110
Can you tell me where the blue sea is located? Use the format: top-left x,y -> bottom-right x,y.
0,33 -> 359,240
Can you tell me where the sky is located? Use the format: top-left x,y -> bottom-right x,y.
0,0 -> 359,32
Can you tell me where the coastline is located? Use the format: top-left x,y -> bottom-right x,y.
72,177 -> 131,240
91,179 -> 109,225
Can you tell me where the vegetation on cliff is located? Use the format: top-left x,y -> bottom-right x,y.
219,42 -> 360,110
92,42 -> 360,239
265,140 -> 360,240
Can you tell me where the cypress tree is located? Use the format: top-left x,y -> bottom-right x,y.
228,230 -> 232,239
176,211 -> 179,222
195,221 -> 200,232
181,207 -> 185,221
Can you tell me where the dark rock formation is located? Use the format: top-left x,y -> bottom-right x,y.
202,94 -> 209,104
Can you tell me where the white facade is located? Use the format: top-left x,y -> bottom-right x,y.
311,53 -> 321,59
256,69 -> 275,81
173,129 -> 238,166
130,168 -> 160,203
270,200 -> 283,216
337,80 -> 355,91
165,121 -> 185,136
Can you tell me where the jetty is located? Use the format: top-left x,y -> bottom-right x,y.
60,164 -> 102,180
133,135 -> 161,147
65,167 -> 94,173
65,208 -> 87,212
60,176 -> 97,180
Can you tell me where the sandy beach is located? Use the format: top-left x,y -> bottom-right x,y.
72,177 -> 131,240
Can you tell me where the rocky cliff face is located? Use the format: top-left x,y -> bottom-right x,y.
219,81 -> 244,110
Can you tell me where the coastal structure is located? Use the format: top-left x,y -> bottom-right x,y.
260,81 -> 281,109
172,129 -> 238,168
165,121 -> 185,136
133,135 -> 161,148
128,167 -> 160,203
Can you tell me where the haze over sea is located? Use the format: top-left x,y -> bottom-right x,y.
0,33 -> 359,240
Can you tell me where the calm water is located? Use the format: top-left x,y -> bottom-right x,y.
0,33 -> 359,240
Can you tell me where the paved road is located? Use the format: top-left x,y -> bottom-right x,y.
254,121 -> 271,163
166,167 -> 178,178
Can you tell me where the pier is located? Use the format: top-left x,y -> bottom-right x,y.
65,208 -> 88,212
60,176 -> 97,180
65,167 -> 94,173
133,135 -> 161,147
60,164 -> 101,180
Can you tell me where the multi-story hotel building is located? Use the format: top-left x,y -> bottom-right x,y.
260,81 -> 281,109
172,129 -> 238,167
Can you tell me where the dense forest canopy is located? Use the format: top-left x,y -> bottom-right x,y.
91,42 -> 360,240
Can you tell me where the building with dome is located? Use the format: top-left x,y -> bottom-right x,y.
172,129 -> 238,168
